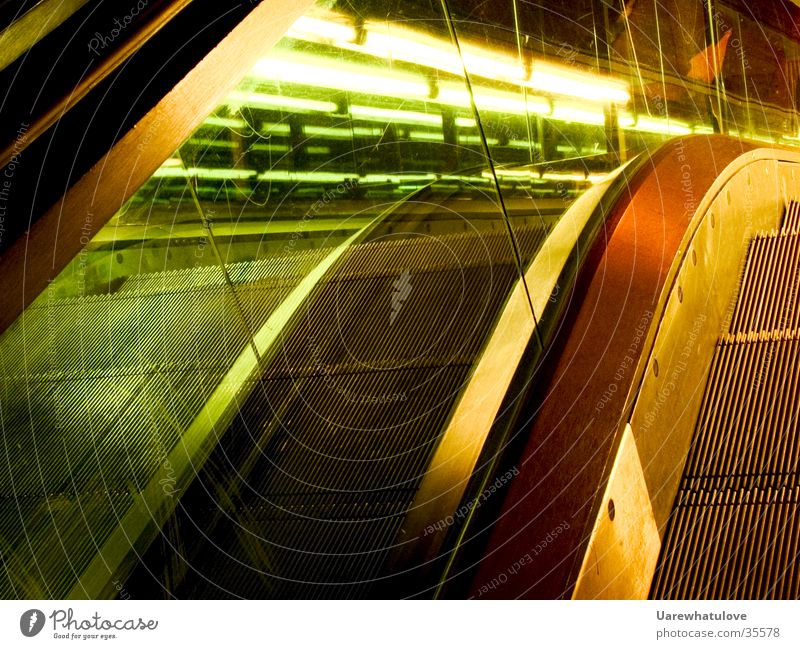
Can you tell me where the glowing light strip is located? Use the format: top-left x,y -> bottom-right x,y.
248,143 -> 291,153
152,167 -> 257,180
361,173 -> 438,184
287,15 -> 356,43
550,105 -> 606,125
252,55 -> 429,99
438,85 -> 550,116
408,130 -> 444,141
259,123 -> 292,135
257,170 -> 355,183
459,135 -> 499,146
528,63 -> 629,104
203,116 -> 247,129
284,12 -> 630,104
623,116 -> 692,135
303,125 -> 384,138
349,105 -> 442,125
542,172 -> 591,182
226,90 -> 337,113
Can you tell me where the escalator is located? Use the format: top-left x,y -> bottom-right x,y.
651,201 -> 800,599
0,172 -> 554,598
124,198 -> 549,598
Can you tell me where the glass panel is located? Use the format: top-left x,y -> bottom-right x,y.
0,0 -> 541,599
0,154 -> 252,598
126,1 -> 541,599
6,0 -> 800,602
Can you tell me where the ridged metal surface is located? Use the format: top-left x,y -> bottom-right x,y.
130,222 -> 549,598
0,247 -> 332,598
652,202 -> 800,599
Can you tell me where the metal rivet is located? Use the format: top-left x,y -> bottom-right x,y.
691,249 -> 697,266
726,189 -> 731,205
710,212 -> 715,228
116,253 -> 123,264
653,359 -> 659,377
608,499 -> 616,521
678,286 -> 683,303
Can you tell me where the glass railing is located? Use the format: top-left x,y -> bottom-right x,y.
2,0 -> 800,599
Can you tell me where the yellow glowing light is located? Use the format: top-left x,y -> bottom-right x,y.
226,90 -> 336,113
550,104 -> 606,125
528,61 -> 629,104
455,117 -> 477,128
287,15 -> 357,43
365,26 -> 525,81
283,12 -> 630,106
541,172 -> 590,182
153,167 -> 257,179
361,173 -> 437,184
252,55 -> 429,99
204,116 -> 247,129
483,169 -> 534,180
349,105 -> 442,126
408,130 -> 444,141
459,44 -> 527,82
249,143 -> 291,153
259,123 -> 292,135
304,125 -> 383,138
617,112 -> 636,127
362,29 -> 463,76
437,85 -> 550,116
509,140 -> 537,149
458,135 -> 499,146
625,116 -> 692,135
257,170 -> 353,183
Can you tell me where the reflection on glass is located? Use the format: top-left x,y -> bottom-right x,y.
3,0 -> 800,600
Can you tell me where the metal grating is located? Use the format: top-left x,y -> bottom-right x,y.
129,223 -> 550,598
0,248 -> 333,598
652,201 -> 800,599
